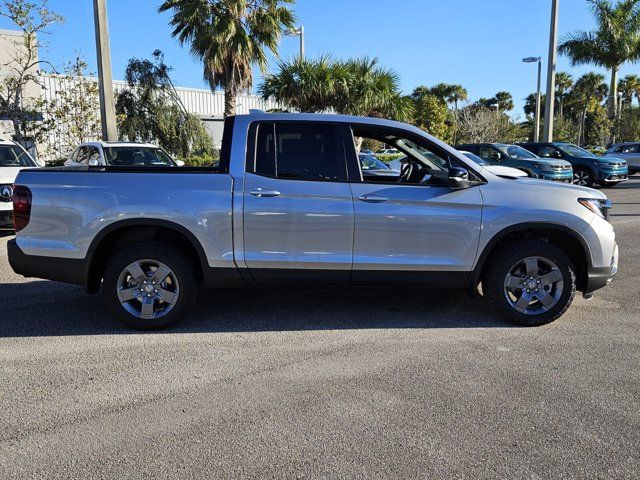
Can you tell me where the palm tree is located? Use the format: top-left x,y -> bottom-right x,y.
618,73 -> 640,108
429,83 -> 453,102
494,91 -> 514,111
446,85 -> 468,110
555,72 -> 574,117
337,57 -> 413,121
559,0 -> 640,120
258,55 -> 348,113
258,56 -> 413,122
569,72 -> 608,144
159,0 -> 295,117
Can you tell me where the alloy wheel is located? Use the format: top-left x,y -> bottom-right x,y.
116,259 -> 180,320
573,170 -> 590,186
503,256 -> 564,316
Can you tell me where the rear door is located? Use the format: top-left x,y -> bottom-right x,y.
242,121 -> 354,284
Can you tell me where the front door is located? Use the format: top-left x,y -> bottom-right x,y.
348,125 -> 483,286
243,121 -> 354,284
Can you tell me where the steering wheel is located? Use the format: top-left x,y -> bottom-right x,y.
399,160 -> 414,183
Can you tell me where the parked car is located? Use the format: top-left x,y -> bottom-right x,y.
9,112 -> 618,330
65,142 -> 184,167
457,143 -> 573,182
358,154 -> 399,179
605,142 -> 640,174
376,148 -> 400,155
360,149 -> 375,155
518,142 -> 628,187
459,151 -> 528,178
0,139 -> 40,229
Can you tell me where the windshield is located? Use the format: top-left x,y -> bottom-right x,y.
557,144 -> 597,158
0,145 -> 37,167
103,146 -> 176,166
461,151 -> 487,166
359,154 -> 389,171
496,145 -> 537,160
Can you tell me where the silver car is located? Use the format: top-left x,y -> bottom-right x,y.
606,142 -> 640,174
8,112 -> 619,330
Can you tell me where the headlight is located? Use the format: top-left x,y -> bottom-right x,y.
578,198 -> 612,219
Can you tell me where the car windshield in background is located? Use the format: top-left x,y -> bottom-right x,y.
0,145 -> 36,167
359,154 -> 390,171
103,147 -> 176,166
558,144 -> 597,158
461,151 -> 488,166
497,145 -> 537,160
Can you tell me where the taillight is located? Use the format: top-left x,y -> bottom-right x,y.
12,185 -> 32,232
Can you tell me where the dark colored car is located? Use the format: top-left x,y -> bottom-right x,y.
518,142 -> 628,187
457,143 -> 573,182
358,154 -> 399,180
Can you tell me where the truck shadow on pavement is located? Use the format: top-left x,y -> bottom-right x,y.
0,280 -> 510,337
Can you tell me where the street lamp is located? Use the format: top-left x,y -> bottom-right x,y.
285,26 -> 305,60
523,56 -> 542,142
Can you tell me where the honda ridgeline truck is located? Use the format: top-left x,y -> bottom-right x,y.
8,113 -> 619,330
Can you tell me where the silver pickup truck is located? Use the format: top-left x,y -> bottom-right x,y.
8,112 -> 618,329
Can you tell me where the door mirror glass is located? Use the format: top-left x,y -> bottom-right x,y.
448,167 -> 471,189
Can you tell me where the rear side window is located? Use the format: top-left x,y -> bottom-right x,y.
253,122 -> 345,181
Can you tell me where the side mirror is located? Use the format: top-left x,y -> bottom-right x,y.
448,167 -> 471,189
175,159 -> 185,167
88,158 -> 100,167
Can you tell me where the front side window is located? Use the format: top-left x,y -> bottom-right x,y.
0,145 -> 36,167
557,144 -> 596,158
253,123 -> 344,181
76,146 -> 90,164
620,144 -> 638,153
478,147 -> 503,162
497,144 -> 537,160
103,147 -> 176,166
539,146 -> 563,159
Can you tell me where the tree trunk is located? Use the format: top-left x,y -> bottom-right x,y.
608,66 -> 618,120
224,84 -> 237,117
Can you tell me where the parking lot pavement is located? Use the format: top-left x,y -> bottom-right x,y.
0,180 -> 639,479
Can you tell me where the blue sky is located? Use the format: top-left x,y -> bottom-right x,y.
1,0 -> 636,117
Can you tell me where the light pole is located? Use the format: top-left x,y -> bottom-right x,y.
523,56 -> 542,142
93,0 -> 117,141
285,26 -> 305,60
543,0 -> 559,142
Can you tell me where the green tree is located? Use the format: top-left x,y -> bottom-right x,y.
410,88 -> 451,141
259,56 -> 413,121
613,105 -> 640,139
0,0 -> 63,149
159,0 -> 295,117
116,50 -> 214,159
477,91 -> 514,111
567,72 -> 609,144
618,73 -> 640,108
555,72 -> 574,117
559,0 -> 640,120
41,57 -> 101,158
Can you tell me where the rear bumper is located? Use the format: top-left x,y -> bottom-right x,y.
7,239 -> 87,286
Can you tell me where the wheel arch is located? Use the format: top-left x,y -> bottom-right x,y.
85,219 -> 209,293
467,222 -> 593,295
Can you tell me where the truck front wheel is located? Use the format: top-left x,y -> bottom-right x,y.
101,241 -> 198,330
483,239 -> 576,326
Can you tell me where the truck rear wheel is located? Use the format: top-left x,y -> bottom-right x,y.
101,241 -> 198,330
483,239 -> 576,326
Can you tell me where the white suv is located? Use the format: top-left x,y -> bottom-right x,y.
65,142 -> 183,167
0,139 -> 39,229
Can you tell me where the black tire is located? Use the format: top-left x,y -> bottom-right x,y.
483,238 -> 576,326
101,241 -> 198,330
573,167 -> 594,187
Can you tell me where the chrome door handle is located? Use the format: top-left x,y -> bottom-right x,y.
357,194 -> 389,203
249,189 -> 281,198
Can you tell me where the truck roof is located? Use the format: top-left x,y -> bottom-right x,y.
79,141 -> 160,148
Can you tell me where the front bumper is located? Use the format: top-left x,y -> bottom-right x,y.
598,167 -> 629,183
0,210 -> 12,228
7,239 -> 87,286
584,243 -> 618,295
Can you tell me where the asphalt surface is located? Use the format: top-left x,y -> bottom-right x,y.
0,179 -> 639,479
